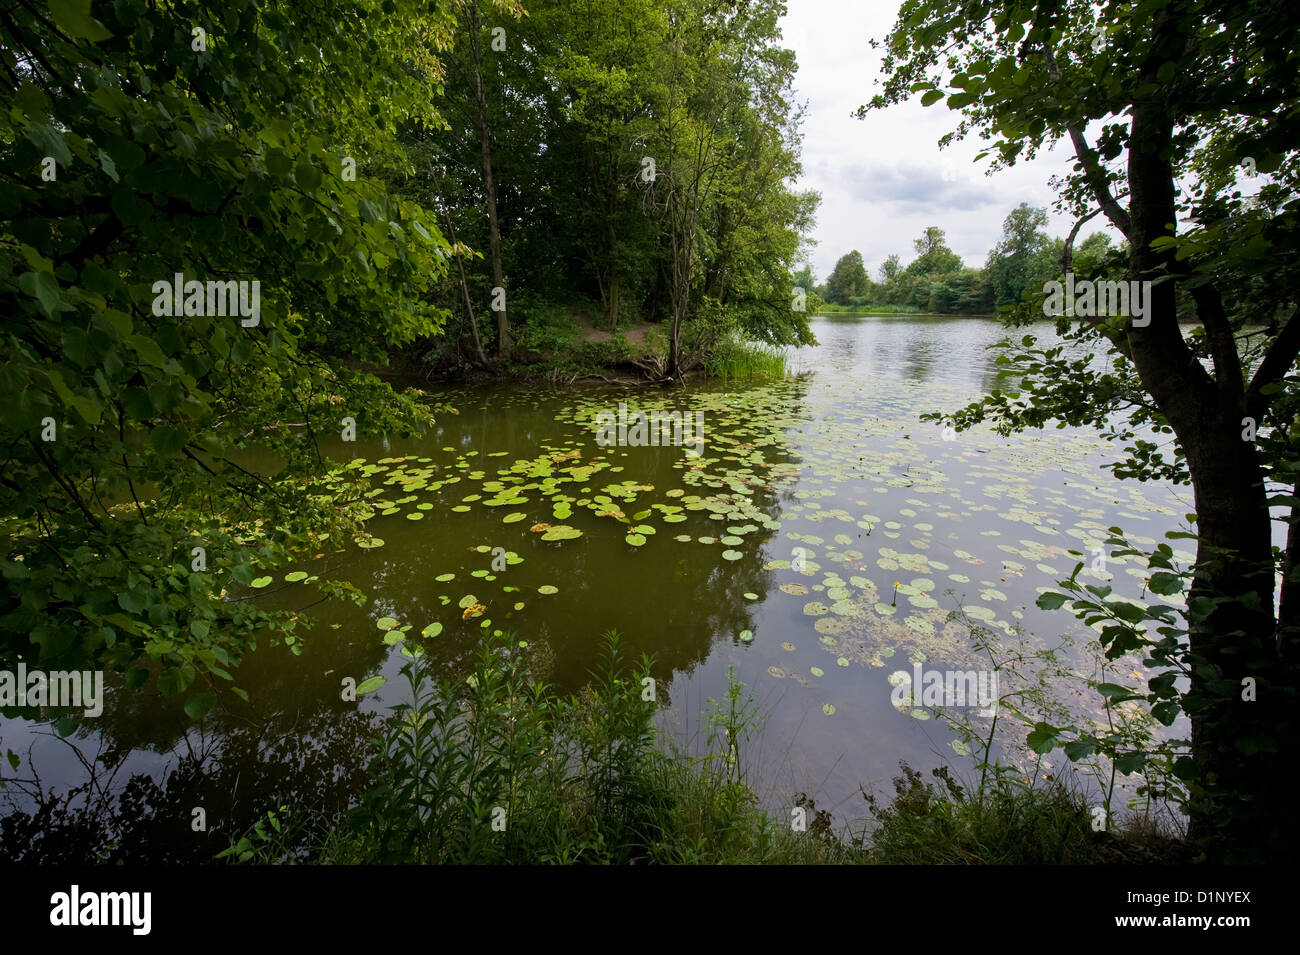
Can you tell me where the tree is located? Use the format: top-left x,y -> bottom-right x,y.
646,0 -> 813,378
879,254 -> 902,284
905,226 -> 963,277
862,0 -> 1300,861
530,0 -> 663,330
1,0 -> 456,716
985,203 -> 1053,305
825,250 -> 869,304
466,1 -> 516,357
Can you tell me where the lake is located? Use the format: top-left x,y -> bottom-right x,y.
0,314 -> 1194,859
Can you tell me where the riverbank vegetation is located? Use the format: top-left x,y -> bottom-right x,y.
2,0 -> 1297,868
811,207 -> 1119,316
214,631 -> 1177,865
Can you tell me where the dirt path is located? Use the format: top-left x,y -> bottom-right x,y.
572,310 -> 656,350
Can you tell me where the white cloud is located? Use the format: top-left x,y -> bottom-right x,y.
780,0 -> 1097,282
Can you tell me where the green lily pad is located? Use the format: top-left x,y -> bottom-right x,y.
538,585 -> 558,595
284,571 -> 308,583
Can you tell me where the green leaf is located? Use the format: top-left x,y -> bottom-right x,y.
48,0 -> 113,40
18,271 -> 61,316
1096,682 -> 1137,700
356,675 -> 386,695
158,665 -> 195,697
1036,591 -> 1068,610
1026,722 -> 1060,753
1063,739 -> 1096,760
184,692 -> 218,721
295,160 -> 322,191
1114,752 -> 1146,774
920,89 -> 945,107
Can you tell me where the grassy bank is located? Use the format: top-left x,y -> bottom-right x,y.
219,632 -> 1183,865
412,305 -> 790,385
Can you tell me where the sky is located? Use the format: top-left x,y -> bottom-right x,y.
779,0 -> 1092,284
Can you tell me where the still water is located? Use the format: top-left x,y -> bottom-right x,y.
1,315 -> 1193,859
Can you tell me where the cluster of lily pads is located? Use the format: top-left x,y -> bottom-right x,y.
687,375 -> 1191,725
245,372 -> 1190,759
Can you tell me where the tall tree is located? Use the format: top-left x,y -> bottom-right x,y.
825,251 -> 869,304
467,1 -> 514,357
1,0 -> 456,713
906,226 -> 963,276
862,0 -> 1300,861
985,202 -> 1053,305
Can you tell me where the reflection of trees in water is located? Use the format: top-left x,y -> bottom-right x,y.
64,615 -> 392,758
0,705 -> 380,864
546,379 -> 815,706
0,379 -> 822,862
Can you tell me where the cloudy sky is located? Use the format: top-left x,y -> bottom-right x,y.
779,1 -> 1090,283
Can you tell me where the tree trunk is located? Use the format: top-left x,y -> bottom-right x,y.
1121,64 -> 1289,861
429,164 -> 487,366
470,4 -> 510,358
606,218 -> 620,330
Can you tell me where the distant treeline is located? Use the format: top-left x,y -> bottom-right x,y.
804,203 -> 1123,315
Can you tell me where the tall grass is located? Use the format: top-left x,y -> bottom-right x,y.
221,632 -> 843,864
219,630 -> 1184,865
702,334 -> 788,380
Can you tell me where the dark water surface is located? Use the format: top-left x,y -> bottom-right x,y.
3,316 -> 1197,854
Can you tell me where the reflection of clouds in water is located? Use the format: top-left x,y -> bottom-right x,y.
735,316 -> 1190,813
